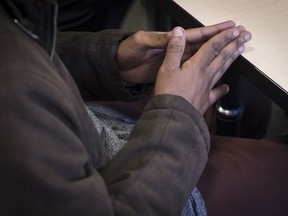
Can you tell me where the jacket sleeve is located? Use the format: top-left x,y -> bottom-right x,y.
101,94 -> 210,215
56,30 -> 153,101
0,63 -> 124,214
0,68 -> 209,215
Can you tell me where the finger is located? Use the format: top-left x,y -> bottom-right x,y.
132,31 -> 169,50
208,30 -> 252,86
161,27 -> 186,71
208,84 -> 230,106
190,27 -> 242,71
185,20 -> 236,44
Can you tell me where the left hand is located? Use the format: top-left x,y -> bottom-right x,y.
116,30 -> 167,84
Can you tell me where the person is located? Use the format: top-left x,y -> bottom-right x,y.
57,1 -> 288,215
57,0 -> 273,139
0,1 -> 287,216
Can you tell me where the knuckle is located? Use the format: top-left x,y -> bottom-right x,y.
220,50 -> 230,62
225,33 -> 232,42
200,28 -> 209,41
133,31 -> 145,42
168,43 -> 184,53
155,34 -> 164,43
211,42 -> 221,56
235,38 -> 242,47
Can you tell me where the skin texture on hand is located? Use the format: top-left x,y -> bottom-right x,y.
154,22 -> 252,115
116,31 -> 168,83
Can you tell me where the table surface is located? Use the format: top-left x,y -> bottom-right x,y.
172,0 -> 288,98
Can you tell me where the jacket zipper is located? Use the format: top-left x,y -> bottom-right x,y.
11,2 -> 58,60
49,2 -> 58,60
12,18 -> 39,40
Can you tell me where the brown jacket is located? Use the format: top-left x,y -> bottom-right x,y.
0,1 -> 210,215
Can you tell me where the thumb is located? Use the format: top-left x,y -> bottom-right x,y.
162,27 -> 186,71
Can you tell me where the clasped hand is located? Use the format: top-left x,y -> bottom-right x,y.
117,21 -> 252,114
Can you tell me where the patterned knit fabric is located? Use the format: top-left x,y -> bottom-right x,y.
86,103 -> 207,216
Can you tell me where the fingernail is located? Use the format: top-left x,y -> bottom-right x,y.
233,30 -> 240,37
244,33 -> 252,41
172,27 -> 184,37
238,46 -> 245,53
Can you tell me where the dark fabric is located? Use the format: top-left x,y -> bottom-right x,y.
239,78 -> 272,138
86,103 -> 208,216
0,2 -> 210,215
3,0 -> 58,57
97,77 -> 273,139
58,0 -> 133,32
198,136 -> 288,216
101,95 -> 210,215
56,30 -> 153,101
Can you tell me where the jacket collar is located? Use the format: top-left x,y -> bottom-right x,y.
2,0 -> 58,59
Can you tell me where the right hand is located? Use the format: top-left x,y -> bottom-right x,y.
154,24 -> 252,115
